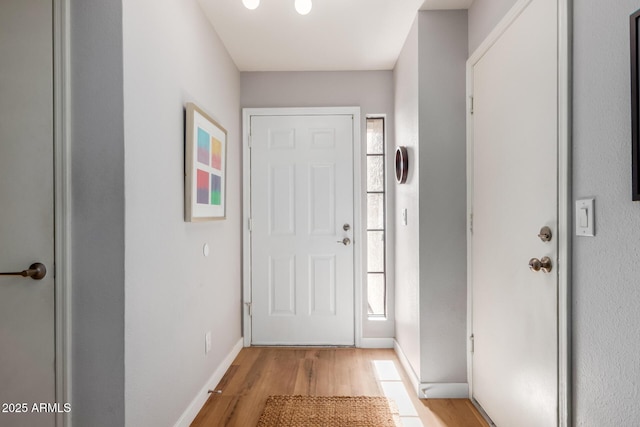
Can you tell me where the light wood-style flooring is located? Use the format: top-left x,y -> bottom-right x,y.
191,347 -> 488,427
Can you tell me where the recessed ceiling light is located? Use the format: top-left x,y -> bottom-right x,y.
242,0 -> 312,15
294,0 -> 312,15
242,0 -> 260,10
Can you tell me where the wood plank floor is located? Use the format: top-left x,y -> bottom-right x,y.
191,348 -> 488,427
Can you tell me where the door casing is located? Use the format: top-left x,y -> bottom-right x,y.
465,0 -> 571,425
242,107 -> 363,347
53,1 -> 72,425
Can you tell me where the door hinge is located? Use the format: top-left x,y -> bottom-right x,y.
245,302 -> 252,317
470,334 -> 475,353
469,213 -> 473,234
248,218 -> 253,231
469,96 -> 474,115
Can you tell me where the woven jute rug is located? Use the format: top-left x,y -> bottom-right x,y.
256,395 -> 402,427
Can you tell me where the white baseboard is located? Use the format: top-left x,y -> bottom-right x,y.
393,339 -> 420,395
173,338 -> 244,427
419,382 -> 469,399
359,337 -> 394,348
393,340 -> 469,399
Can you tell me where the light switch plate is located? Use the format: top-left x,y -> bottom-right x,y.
205,331 -> 212,354
575,198 -> 595,236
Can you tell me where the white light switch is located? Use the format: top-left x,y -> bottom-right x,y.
578,208 -> 588,227
575,198 -> 595,236
205,331 -> 212,354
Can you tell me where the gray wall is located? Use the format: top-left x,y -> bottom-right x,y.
70,0 -> 125,425
418,10 -> 468,384
573,1 -> 640,425
393,11 -> 468,386
122,0 -> 241,425
468,0 -> 519,54
241,70 -> 396,339
469,0 -> 640,424
70,1 -> 242,425
394,17 -> 422,377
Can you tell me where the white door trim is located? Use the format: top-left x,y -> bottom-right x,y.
242,107 -> 363,347
465,0 -> 571,425
53,0 -> 72,425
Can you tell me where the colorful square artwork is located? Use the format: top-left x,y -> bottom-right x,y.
211,137 -> 222,170
210,174 -> 221,206
186,103 -> 227,221
197,128 -> 210,166
197,169 -> 209,204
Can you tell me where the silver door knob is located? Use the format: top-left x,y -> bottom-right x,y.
528,256 -> 552,273
337,237 -> 351,246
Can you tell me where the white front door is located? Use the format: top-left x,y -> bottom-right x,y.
470,0 -> 558,425
249,113 -> 355,345
0,1 -> 56,426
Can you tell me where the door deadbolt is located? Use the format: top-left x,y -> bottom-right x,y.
343,224 -> 351,231
528,256 -> 552,273
538,226 -> 552,242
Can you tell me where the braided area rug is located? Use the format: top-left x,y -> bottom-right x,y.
256,395 -> 402,427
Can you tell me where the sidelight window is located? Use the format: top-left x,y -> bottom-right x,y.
366,117 -> 386,318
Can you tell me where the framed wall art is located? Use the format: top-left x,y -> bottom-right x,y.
185,103 -> 227,221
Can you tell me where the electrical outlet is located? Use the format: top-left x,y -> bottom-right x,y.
205,331 -> 212,354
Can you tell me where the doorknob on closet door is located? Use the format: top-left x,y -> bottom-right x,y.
0,262 -> 47,280
528,257 -> 552,273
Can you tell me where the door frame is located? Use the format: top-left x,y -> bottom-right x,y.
53,0 -> 72,425
242,107 -> 363,347
465,0 -> 572,425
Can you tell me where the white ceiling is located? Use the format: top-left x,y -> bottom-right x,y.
198,0 -> 473,72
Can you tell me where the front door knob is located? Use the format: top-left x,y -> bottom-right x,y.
337,237 -> 351,246
529,256 -> 552,273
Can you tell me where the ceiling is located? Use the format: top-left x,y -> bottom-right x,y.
198,0 -> 474,72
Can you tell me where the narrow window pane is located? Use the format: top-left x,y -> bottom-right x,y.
366,118 -> 384,154
367,156 -> 384,192
367,193 -> 384,230
366,117 -> 386,318
367,273 -> 385,316
367,231 -> 385,272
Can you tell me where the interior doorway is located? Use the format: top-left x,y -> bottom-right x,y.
466,0 -> 571,425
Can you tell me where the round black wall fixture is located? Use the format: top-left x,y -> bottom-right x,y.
395,146 -> 408,184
